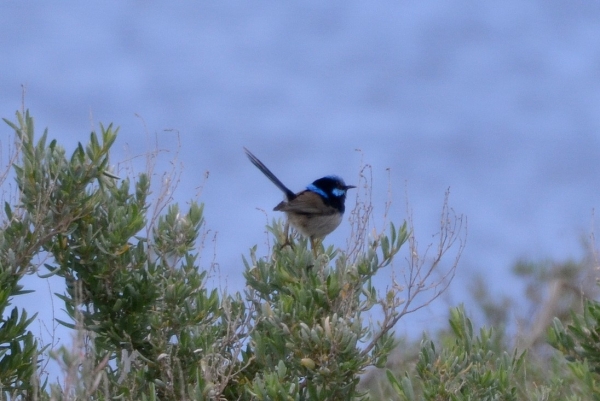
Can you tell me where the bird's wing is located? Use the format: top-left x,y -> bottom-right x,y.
274,191 -> 337,216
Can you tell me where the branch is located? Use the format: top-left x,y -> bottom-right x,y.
362,188 -> 467,358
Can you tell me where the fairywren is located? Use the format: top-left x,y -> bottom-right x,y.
244,147 -> 355,252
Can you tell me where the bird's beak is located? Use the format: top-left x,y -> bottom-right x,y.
345,185 -> 357,190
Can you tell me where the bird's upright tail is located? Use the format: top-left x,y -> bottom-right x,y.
244,147 -> 296,200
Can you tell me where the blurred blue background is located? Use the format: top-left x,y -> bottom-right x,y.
2,0 -> 600,380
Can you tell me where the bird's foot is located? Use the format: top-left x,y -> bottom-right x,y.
279,236 -> 294,250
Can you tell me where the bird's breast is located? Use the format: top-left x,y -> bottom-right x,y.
286,211 -> 343,239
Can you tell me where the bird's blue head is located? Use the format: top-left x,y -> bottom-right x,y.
307,175 -> 356,212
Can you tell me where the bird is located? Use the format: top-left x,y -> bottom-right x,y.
244,147 -> 355,254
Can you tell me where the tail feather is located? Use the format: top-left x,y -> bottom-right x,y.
244,147 -> 296,201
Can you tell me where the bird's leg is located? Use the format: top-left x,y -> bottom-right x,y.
310,236 -> 320,258
279,221 -> 294,249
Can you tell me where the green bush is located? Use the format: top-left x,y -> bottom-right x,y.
0,110 -> 466,400
387,306 -> 525,401
550,293 -> 600,398
5,109 -> 600,400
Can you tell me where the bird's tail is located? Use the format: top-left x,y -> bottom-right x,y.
244,147 -> 296,200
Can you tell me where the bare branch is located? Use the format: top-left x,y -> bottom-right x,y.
361,187 -> 466,359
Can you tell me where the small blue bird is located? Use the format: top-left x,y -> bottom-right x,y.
244,147 -> 355,253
